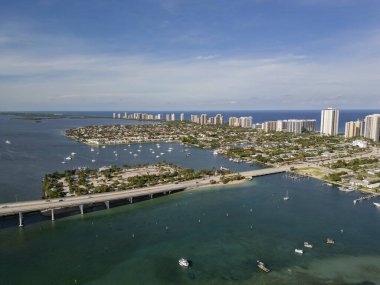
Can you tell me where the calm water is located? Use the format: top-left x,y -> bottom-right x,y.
1,112 -> 380,285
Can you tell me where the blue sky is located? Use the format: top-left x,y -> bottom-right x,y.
0,0 -> 380,110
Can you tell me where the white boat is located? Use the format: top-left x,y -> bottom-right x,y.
168,149 -> 172,152
160,152 -> 164,155
133,154 -> 138,157
374,202 -> 380,208
338,187 -> 355,192
91,159 -> 96,163
90,148 -> 95,152
5,140 -> 11,144
283,190 -> 289,201
304,242 -> 313,248
156,155 -> 160,158
71,152 -> 76,156
178,258 -> 189,267
295,249 -> 303,254
137,149 -> 141,152
139,145 -> 142,148
101,146 -> 106,149
129,152 -> 133,154
65,156 -> 72,161
152,151 -> 155,154
213,150 -> 218,155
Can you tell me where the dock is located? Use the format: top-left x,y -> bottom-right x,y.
353,194 -> 377,204
0,166 -> 288,227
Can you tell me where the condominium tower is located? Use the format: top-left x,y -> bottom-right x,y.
320,108 -> 339,136
364,114 -> 380,142
344,120 -> 363,138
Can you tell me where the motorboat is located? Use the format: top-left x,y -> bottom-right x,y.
295,249 -> 303,255
156,155 -> 160,158
90,148 -> 95,152
101,146 -> 106,149
304,242 -> 313,249
283,190 -> 289,201
5,140 -> 11,144
65,156 -> 72,161
257,261 -> 270,273
178,258 -> 189,267
373,202 -> 380,208
91,159 -> 96,163
71,152 -> 76,156
213,150 -> 218,155
326,238 -> 335,245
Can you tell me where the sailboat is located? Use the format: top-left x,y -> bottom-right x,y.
283,190 -> 289,201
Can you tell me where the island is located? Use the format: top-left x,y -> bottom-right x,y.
43,163 -> 245,198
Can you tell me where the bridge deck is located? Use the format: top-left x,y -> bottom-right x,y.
0,167 -> 288,218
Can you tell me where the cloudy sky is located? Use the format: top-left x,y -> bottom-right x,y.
1,0 -> 380,111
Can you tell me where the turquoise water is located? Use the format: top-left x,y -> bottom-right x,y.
1,175 -> 380,284
1,113 -> 380,284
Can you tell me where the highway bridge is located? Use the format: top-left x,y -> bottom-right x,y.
0,166 -> 288,227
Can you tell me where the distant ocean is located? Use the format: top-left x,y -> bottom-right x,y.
52,109 -> 379,133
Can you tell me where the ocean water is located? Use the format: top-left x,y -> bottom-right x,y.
1,111 -> 380,285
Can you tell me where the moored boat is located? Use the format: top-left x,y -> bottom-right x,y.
257,261 -> 270,273
295,249 -> 303,254
178,258 -> 189,267
304,242 -> 313,248
373,202 -> 380,208
326,238 -> 335,245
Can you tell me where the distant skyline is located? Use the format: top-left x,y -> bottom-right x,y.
1,0 -> 380,111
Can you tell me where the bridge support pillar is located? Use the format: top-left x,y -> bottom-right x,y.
51,209 -> 55,221
129,197 -> 133,204
18,212 -> 24,227
79,204 -> 84,215
105,201 -> 110,209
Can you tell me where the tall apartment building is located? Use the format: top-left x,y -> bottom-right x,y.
263,121 -> 277,132
200,114 -> 208,125
320,108 -> 339,136
214,114 -> 224,125
171,113 -> 176,121
191,115 -> 200,124
180,113 -> 185,121
364,114 -> 380,142
240,116 -> 253,128
166,114 -> 170,122
228,117 -> 239,127
344,120 -> 363,138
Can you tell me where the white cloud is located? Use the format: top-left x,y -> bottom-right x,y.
1,25 -> 380,111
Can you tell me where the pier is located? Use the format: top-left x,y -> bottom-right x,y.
353,194 -> 377,204
0,167 -> 288,227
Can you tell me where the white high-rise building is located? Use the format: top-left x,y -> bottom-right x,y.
240,116 -> 253,128
180,113 -> 185,121
171,113 -> 176,121
364,114 -> 380,142
214,114 -> 224,125
344,120 -> 363,138
166,114 -> 170,122
200,114 -> 208,125
320,108 -> 339,136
